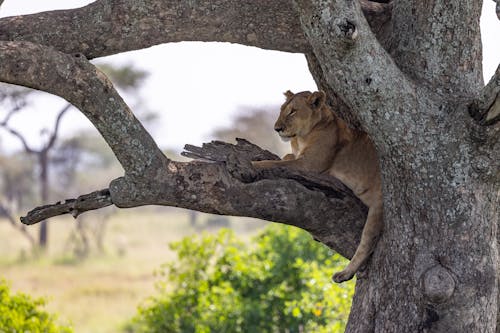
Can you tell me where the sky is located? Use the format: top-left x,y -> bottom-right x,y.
0,1 -> 499,154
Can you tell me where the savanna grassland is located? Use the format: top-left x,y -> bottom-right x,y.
0,207 -> 266,333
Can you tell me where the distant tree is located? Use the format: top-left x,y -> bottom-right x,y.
128,226 -> 354,333
0,153 -> 36,246
0,63 -> 153,251
0,87 -> 69,249
0,279 -> 73,333
212,107 -> 289,157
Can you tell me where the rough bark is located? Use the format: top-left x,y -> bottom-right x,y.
0,0 -> 498,332
22,189 -> 113,225
294,0 -> 498,332
22,139 -> 368,260
389,1 -> 483,96
0,0 -> 309,58
0,0 -> 390,60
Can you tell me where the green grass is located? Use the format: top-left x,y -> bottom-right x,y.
0,207 -> 266,333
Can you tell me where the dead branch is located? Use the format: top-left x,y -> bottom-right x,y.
182,138 -> 354,198
469,64 -> 500,126
21,189 -> 112,225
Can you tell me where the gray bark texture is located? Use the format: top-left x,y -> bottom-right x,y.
0,0 -> 498,332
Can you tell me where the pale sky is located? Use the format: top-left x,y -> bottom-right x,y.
0,1 -> 499,154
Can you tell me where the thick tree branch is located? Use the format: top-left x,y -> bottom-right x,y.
0,0 -> 309,57
21,139 -> 367,260
110,139 -> 368,259
0,1 -> 391,59
0,41 -> 166,178
294,0 -> 418,149
469,64 -> 500,126
390,0 -> 483,96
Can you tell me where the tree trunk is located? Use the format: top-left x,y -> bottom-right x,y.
346,118 -> 498,332
294,0 -> 498,331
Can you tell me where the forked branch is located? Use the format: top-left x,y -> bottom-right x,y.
469,64 -> 500,126
294,0 -> 416,147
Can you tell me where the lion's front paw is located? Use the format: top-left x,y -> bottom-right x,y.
332,269 -> 355,283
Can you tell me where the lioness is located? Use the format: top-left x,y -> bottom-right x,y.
252,90 -> 383,283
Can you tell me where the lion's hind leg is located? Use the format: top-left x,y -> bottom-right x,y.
333,204 -> 383,283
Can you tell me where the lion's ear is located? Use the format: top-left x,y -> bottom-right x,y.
308,91 -> 326,109
284,90 -> 294,100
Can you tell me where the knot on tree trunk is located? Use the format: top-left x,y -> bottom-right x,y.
421,265 -> 456,304
336,18 -> 358,41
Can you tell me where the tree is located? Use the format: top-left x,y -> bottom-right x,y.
0,279 -> 73,332
0,1 -> 498,332
212,106 -> 290,157
128,226 -> 354,333
0,84 -> 70,249
0,63 -> 151,250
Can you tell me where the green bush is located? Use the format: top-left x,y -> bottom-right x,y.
0,280 -> 73,333
127,225 -> 354,333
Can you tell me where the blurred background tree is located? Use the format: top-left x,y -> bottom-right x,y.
212,106 -> 288,158
127,225 -> 354,333
0,62 -> 155,253
0,279 -> 73,333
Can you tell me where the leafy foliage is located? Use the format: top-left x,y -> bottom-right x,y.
0,280 -> 73,333
127,225 -> 354,333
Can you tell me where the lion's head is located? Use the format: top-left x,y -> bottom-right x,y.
273,90 -> 328,141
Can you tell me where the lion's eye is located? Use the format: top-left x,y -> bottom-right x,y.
289,109 -> 297,117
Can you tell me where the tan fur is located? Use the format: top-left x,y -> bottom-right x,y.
252,90 -> 383,283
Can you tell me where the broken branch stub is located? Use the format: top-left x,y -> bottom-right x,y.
21,189 -> 112,225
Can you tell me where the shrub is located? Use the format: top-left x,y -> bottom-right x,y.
127,225 -> 354,333
0,280 -> 73,333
